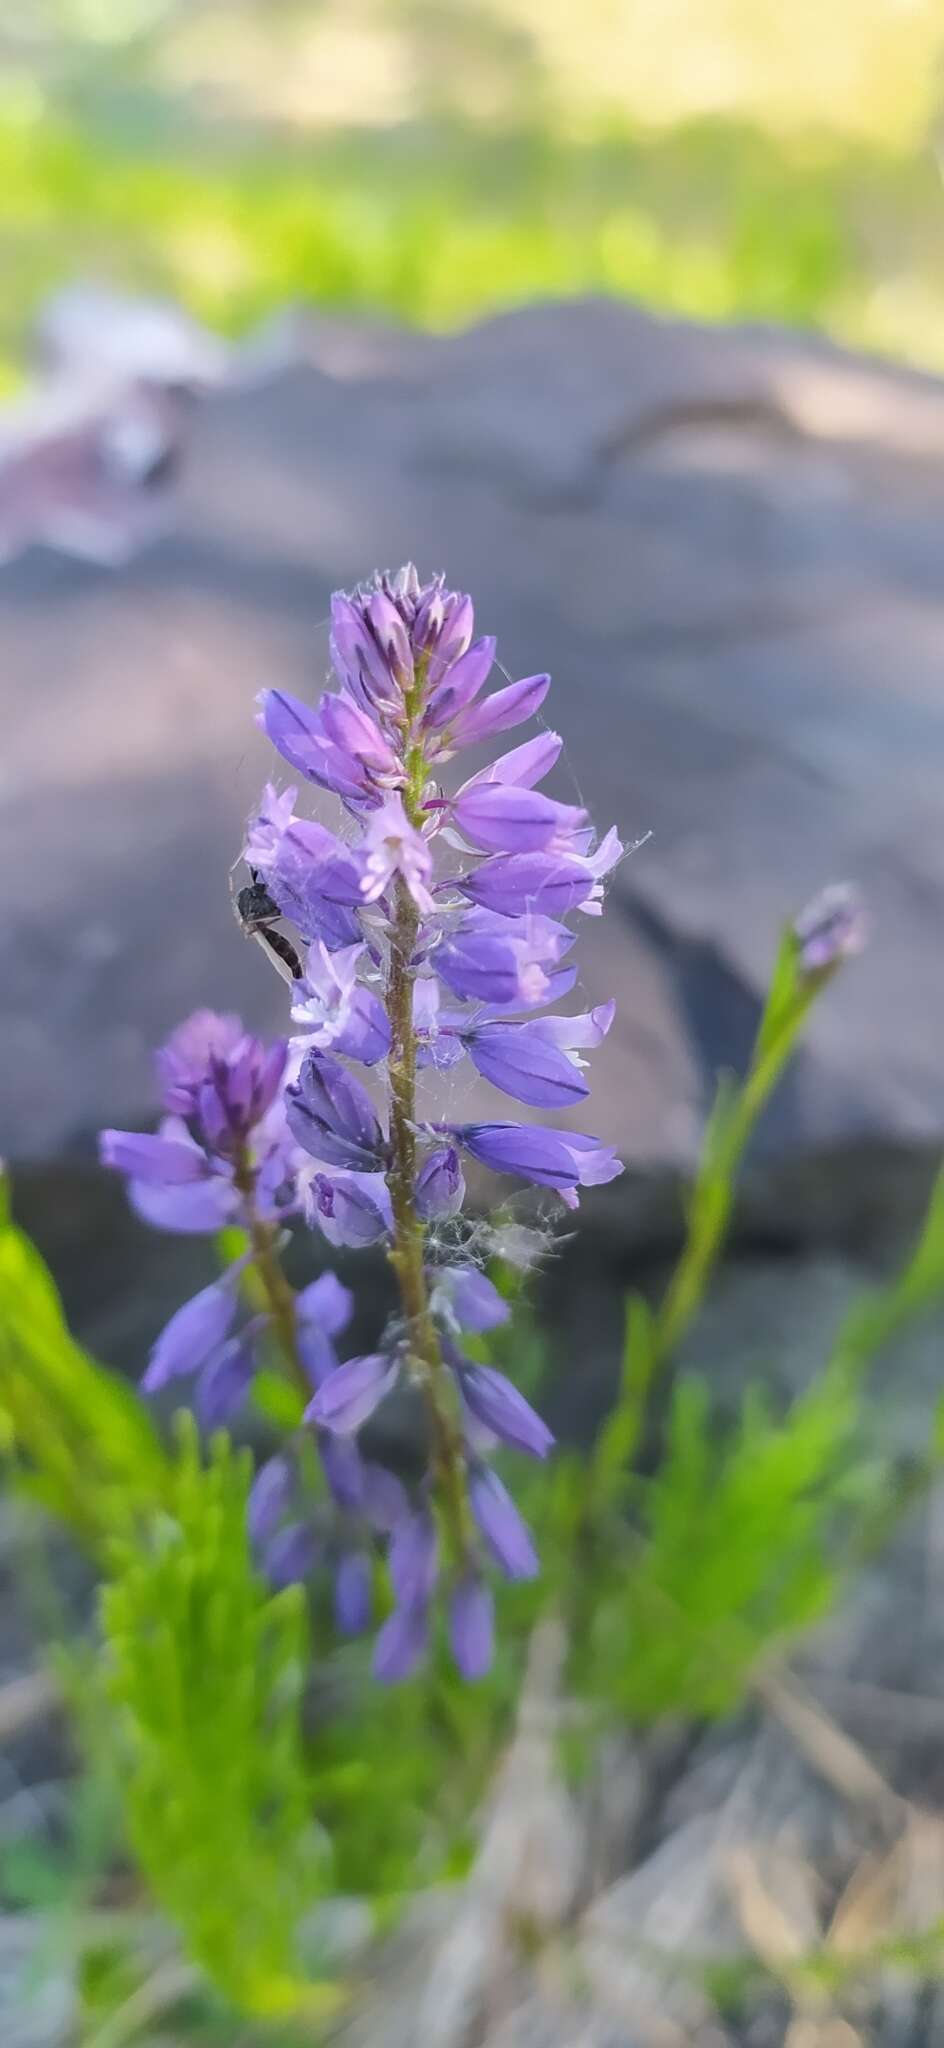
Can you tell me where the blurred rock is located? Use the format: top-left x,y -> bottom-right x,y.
2,296 -> 944,1249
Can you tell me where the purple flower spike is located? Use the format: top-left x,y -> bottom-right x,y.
307,1170 -> 393,1247
305,1352 -> 400,1435
469,1467 -> 539,1580
144,1278 -> 238,1392
450,1574 -> 494,1680
287,1050 -> 386,1170
112,563 -> 631,1681
457,1362 -> 554,1459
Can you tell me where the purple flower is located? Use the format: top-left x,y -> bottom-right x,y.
318,691 -> 402,784
412,575 -> 473,669
155,1010 -> 245,1115
263,1521 -> 320,1590
359,1460 -> 409,1532
195,1331 -> 257,1427
389,1509 -> 439,1607
448,1121 -> 622,1197
422,635 -> 496,730
112,564 -> 631,1682
469,1467 -> 539,1580
361,793 -> 434,914
128,1172 -> 237,1235
100,1127 -> 210,1184
144,1277 -> 238,1392
305,1352 -> 400,1434
306,1170 -> 392,1247
291,941 -> 391,1065
432,1265 -> 509,1333
287,1051 -> 386,1170
459,851 -> 599,920
412,978 -> 467,1071
456,730 -> 563,791
448,783 -> 585,856
329,592 -> 402,715
793,883 -> 867,976
456,1361 -> 554,1459
296,1323 -> 341,1390
244,792 -> 365,951
373,1597 -> 429,1682
297,1270 -> 354,1337
334,1550 -> 373,1635
462,1001 -> 614,1108
432,672 -> 551,757
449,1574 -> 494,1680
372,1505 -> 439,1682
464,1021 -> 589,1107
318,1433 -> 368,1512
248,1455 -> 296,1545
432,909 -> 576,1008
195,1036 -> 288,1157
256,689 -> 371,804
414,1146 -> 465,1221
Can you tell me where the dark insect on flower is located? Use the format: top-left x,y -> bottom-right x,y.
232,865 -> 304,984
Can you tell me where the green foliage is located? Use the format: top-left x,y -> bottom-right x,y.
1,94 -> 944,385
0,1179 -> 168,1551
101,1418 -> 337,2020
4,901 -> 944,2033
585,1368 -> 860,1719
578,1151 -> 944,1724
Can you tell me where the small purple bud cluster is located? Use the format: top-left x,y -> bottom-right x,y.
793,882 -> 868,978
101,1010 -> 299,1243
101,566 -> 625,1681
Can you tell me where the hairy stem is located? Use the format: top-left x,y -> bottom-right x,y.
233,1153 -> 308,1402
385,868 -> 469,1559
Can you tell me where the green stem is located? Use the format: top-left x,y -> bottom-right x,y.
653,988 -> 816,1366
233,1152 -> 308,1401
383,673 -> 470,1560
385,874 -> 469,1559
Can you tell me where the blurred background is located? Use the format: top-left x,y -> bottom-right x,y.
2,0 -> 944,376
5,6 -> 944,2046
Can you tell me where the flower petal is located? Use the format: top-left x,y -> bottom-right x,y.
305,1352 -> 399,1434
